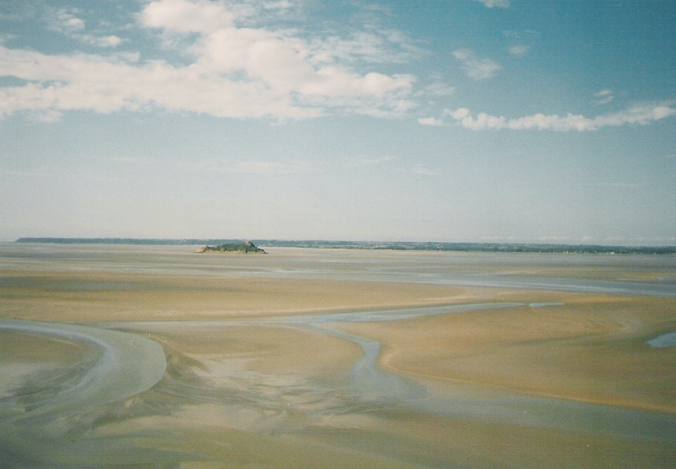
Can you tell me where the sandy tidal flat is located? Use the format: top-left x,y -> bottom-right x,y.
1,244 -> 675,468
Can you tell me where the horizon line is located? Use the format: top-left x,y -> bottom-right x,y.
11,237 -> 676,251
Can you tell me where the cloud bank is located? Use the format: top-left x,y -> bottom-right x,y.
0,0 -> 416,121
445,104 -> 676,131
47,8 -> 122,48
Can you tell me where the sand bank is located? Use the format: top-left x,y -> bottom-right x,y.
0,269 -> 474,323
1,245 -> 675,467
337,294 -> 676,413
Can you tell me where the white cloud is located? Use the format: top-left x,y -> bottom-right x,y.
452,48 -> 501,81
310,29 -> 425,65
48,9 -> 86,33
0,0 -> 416,121
98,35 -> 123,47
46,8 -> 122,48
417,117 -> 444,127
475,0 -> 510,9
594,89 -> 614,105
0,47 -> 316,120
444,103 -> 676,131
72,34 -> 123,48
262,1 -> 294,11
507,44 -> 529,57
142,0 -> 235,33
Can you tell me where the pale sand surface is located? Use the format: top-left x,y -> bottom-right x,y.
1,245 -> 675,467
149,324 -> 362,380
337,294 -> 676,413
0,330 -> 89,363
50,300 -> 676,467
91,317 -> 676,468
0,269 -> 471,322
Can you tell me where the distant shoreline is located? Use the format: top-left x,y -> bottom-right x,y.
13,237 -> 676,255
195,241 -> 266,255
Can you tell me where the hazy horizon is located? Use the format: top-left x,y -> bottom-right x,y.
7,236 -> 676,249
2,1 -> 675,244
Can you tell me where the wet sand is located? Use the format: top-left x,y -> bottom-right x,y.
0,331 -> 89,401
0,269 -> 469,322
1,244 -> 675,467
338,295 -> 676,413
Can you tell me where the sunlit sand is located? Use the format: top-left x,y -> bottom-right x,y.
1,244 -> 675,467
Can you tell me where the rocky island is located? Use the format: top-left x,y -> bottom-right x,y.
195,240 -> 267,254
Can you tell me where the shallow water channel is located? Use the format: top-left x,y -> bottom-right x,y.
109,301 -> 676,442
2,300 -> 676,466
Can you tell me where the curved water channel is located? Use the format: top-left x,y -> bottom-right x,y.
0,321 -> 167,466
2,300 -> 676,463
648,332 -> 676,348
268,303 -> 676,442
0,320 -> 166,418
105,300 -> 676,444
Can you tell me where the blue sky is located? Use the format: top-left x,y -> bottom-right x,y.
1,0 -> 675,244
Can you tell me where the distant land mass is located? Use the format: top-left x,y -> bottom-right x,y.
14,238 -> 676,255
196,241 -> 266,254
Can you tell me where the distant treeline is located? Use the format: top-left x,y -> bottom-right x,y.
15,238 -> 676,255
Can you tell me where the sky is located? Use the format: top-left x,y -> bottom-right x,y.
1,0 -> 675,244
